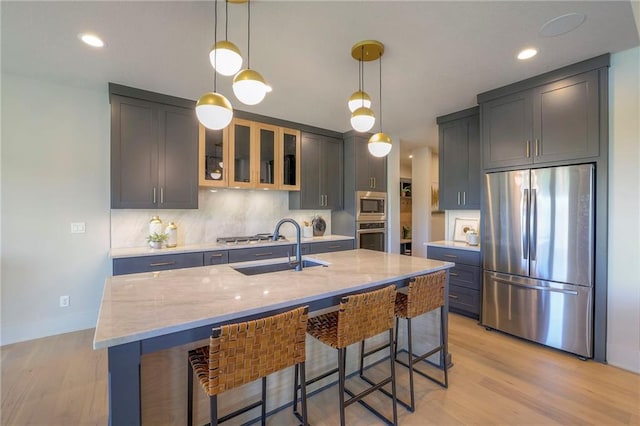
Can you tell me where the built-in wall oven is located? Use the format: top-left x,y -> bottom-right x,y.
356,221 -> 387,252
356,191 -> 386,221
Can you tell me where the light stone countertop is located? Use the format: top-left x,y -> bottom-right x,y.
425,240 -> 481,252
94,249 -> 453,349
110,234 -> 355,259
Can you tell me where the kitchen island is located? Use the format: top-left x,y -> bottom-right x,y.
94,249 -> 454,425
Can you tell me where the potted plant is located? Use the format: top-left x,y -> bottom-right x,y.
147,232 -> 168,249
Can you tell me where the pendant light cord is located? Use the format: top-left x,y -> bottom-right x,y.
213,0 -> 218,91
247,0 -> 251,69
378,55 -> 383,131
225,0 -> 229,40
360,45 -> 364,107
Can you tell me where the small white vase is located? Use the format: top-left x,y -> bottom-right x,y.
149,241 -> 162,249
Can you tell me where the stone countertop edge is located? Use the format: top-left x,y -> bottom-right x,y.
110,234 -> 355,259
93,250 -> 453,350
425,240 -> 481,252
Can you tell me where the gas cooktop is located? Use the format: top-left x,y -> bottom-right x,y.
216,233 -> 287,245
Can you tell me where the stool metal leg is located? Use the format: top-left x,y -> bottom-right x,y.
299,361 -> 308,426
389,328 -> 398,426
261,377 -> 267,426
187,360 -> 194,426
407,317 -> 416,412
209,395 -> 218,426
338,347 -> 347,426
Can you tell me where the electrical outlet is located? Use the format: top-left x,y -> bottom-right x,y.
59,295 -> 70,307
71,222 -> 86,234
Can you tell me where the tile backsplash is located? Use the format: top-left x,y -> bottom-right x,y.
111,189 -> 331,249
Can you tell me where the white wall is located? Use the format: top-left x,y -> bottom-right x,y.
1,73 -> 111,345
386,136 -> 401,254
411,147 -> 432,257
607,46 -> 640,373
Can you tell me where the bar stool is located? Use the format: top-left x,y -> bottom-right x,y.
360,271 -> 448,412
295,285 -> 398,426
187,306 -> 309,426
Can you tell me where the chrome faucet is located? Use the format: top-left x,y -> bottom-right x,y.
273,218 -> 303,271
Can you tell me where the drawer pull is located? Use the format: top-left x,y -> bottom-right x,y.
450,272 -> 459,277
149,261 -> 176,267
329,245 -> 341,249
444,254 -> 458,259
254,252 -> 273,257
449,294 -> 459,299
210,254 -> 223,258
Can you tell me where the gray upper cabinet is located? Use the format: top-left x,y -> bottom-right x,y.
344,132 -> 387,192
481,70 -> 600,170
437,107 -> 480,210
289,132 -> 343,210
110,84 -> 198,209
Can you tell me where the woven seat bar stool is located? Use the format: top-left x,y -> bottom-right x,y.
359,271 -> 448,412
294,285 -> 398,426
187,306 -> 309,426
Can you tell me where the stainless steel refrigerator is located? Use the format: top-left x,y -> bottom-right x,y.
482,164 -> 595,358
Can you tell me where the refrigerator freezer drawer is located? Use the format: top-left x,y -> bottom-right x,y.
482,271 -> 593,358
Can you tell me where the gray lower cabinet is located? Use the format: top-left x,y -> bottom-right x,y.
113,252 -> 204,275
437,107 -> 480,210
289,132 -> 343,210
481,69 -> 600,170
110,84 -> 199,209
343,131 -> 387,192
308,239 -> 354,253
427,246 -> 481,318
228,245 -> 294,263
204,250 -> 229,265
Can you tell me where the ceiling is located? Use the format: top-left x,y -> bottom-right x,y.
2,1 -> 639,170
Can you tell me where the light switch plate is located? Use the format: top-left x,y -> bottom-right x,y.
71,222 -> 86,233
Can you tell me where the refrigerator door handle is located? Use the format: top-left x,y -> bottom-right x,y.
522,188 -> 529,260
531,188 -> 537,261
493,277 -> 579,295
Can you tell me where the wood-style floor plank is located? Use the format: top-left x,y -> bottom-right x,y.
1,315 -> 638,425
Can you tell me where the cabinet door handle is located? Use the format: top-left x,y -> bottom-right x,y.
254,252 -> 273,257
319,194 -> 323,206
153,187 -> 157,204
449,294 -> 459,299
324,194 -> 328,206
526,140 -> 531,158
149,261 -> 176,267
373,177 -> 376,188
444,254 -> 458,259
535,139 -> 540,157
160,187 -> 164,204
457,191 -> 461,205
462,191 -> 466,205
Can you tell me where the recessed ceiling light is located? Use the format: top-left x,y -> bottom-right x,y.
78,33 -> 105,48
409,154 -> 413,159
540,13 -> 586,37
517,48 -> 538,60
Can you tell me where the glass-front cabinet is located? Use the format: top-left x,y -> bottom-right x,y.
199,118 -> 300,191
198,124 -> 229,188
280,128 -> 301,190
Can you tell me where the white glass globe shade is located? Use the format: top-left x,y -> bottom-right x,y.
233,69 -> 269,106
196,92 -> 233,130
209,41 -> 243,76
348,91 -> 372,112
350,107 -> 375,132
368,132 -> 392,157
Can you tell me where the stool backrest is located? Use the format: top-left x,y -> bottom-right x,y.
407,271 -> 446,318
337,285 -> 396,348
207,306 -> 308,395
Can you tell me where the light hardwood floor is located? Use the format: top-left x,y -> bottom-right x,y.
1,314 -> 638,425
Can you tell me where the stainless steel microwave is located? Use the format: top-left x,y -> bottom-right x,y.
356,191 -> 386,221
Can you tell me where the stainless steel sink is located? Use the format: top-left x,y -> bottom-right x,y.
232,260 -> 326,276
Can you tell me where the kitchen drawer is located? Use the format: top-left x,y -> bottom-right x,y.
427,246 -> 480,266
449,263 -> 481,290
203,250 -> 229,265
309,240 -> 354,254
448,284 -> 480,317
113,252 -> 204,275
228,245 -> 293,263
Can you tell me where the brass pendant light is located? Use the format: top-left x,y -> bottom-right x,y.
368,41 -> 392,157
196,0 -> 233,130
209,1 -> 243,76
232,0 -> 271,105
348,56 -> 371,112
350,41 -> 382,133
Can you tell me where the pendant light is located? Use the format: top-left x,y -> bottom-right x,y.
350,41 -> 381,133
233,0 -> 270,105
368,41 -> 392,158
209,1 -> 243,76
347,57 -> 371,112
196,0 -> 233,130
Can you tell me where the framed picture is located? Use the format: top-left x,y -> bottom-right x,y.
453,218 -> 479,242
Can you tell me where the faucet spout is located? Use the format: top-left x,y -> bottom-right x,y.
273,218 -> 303,271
